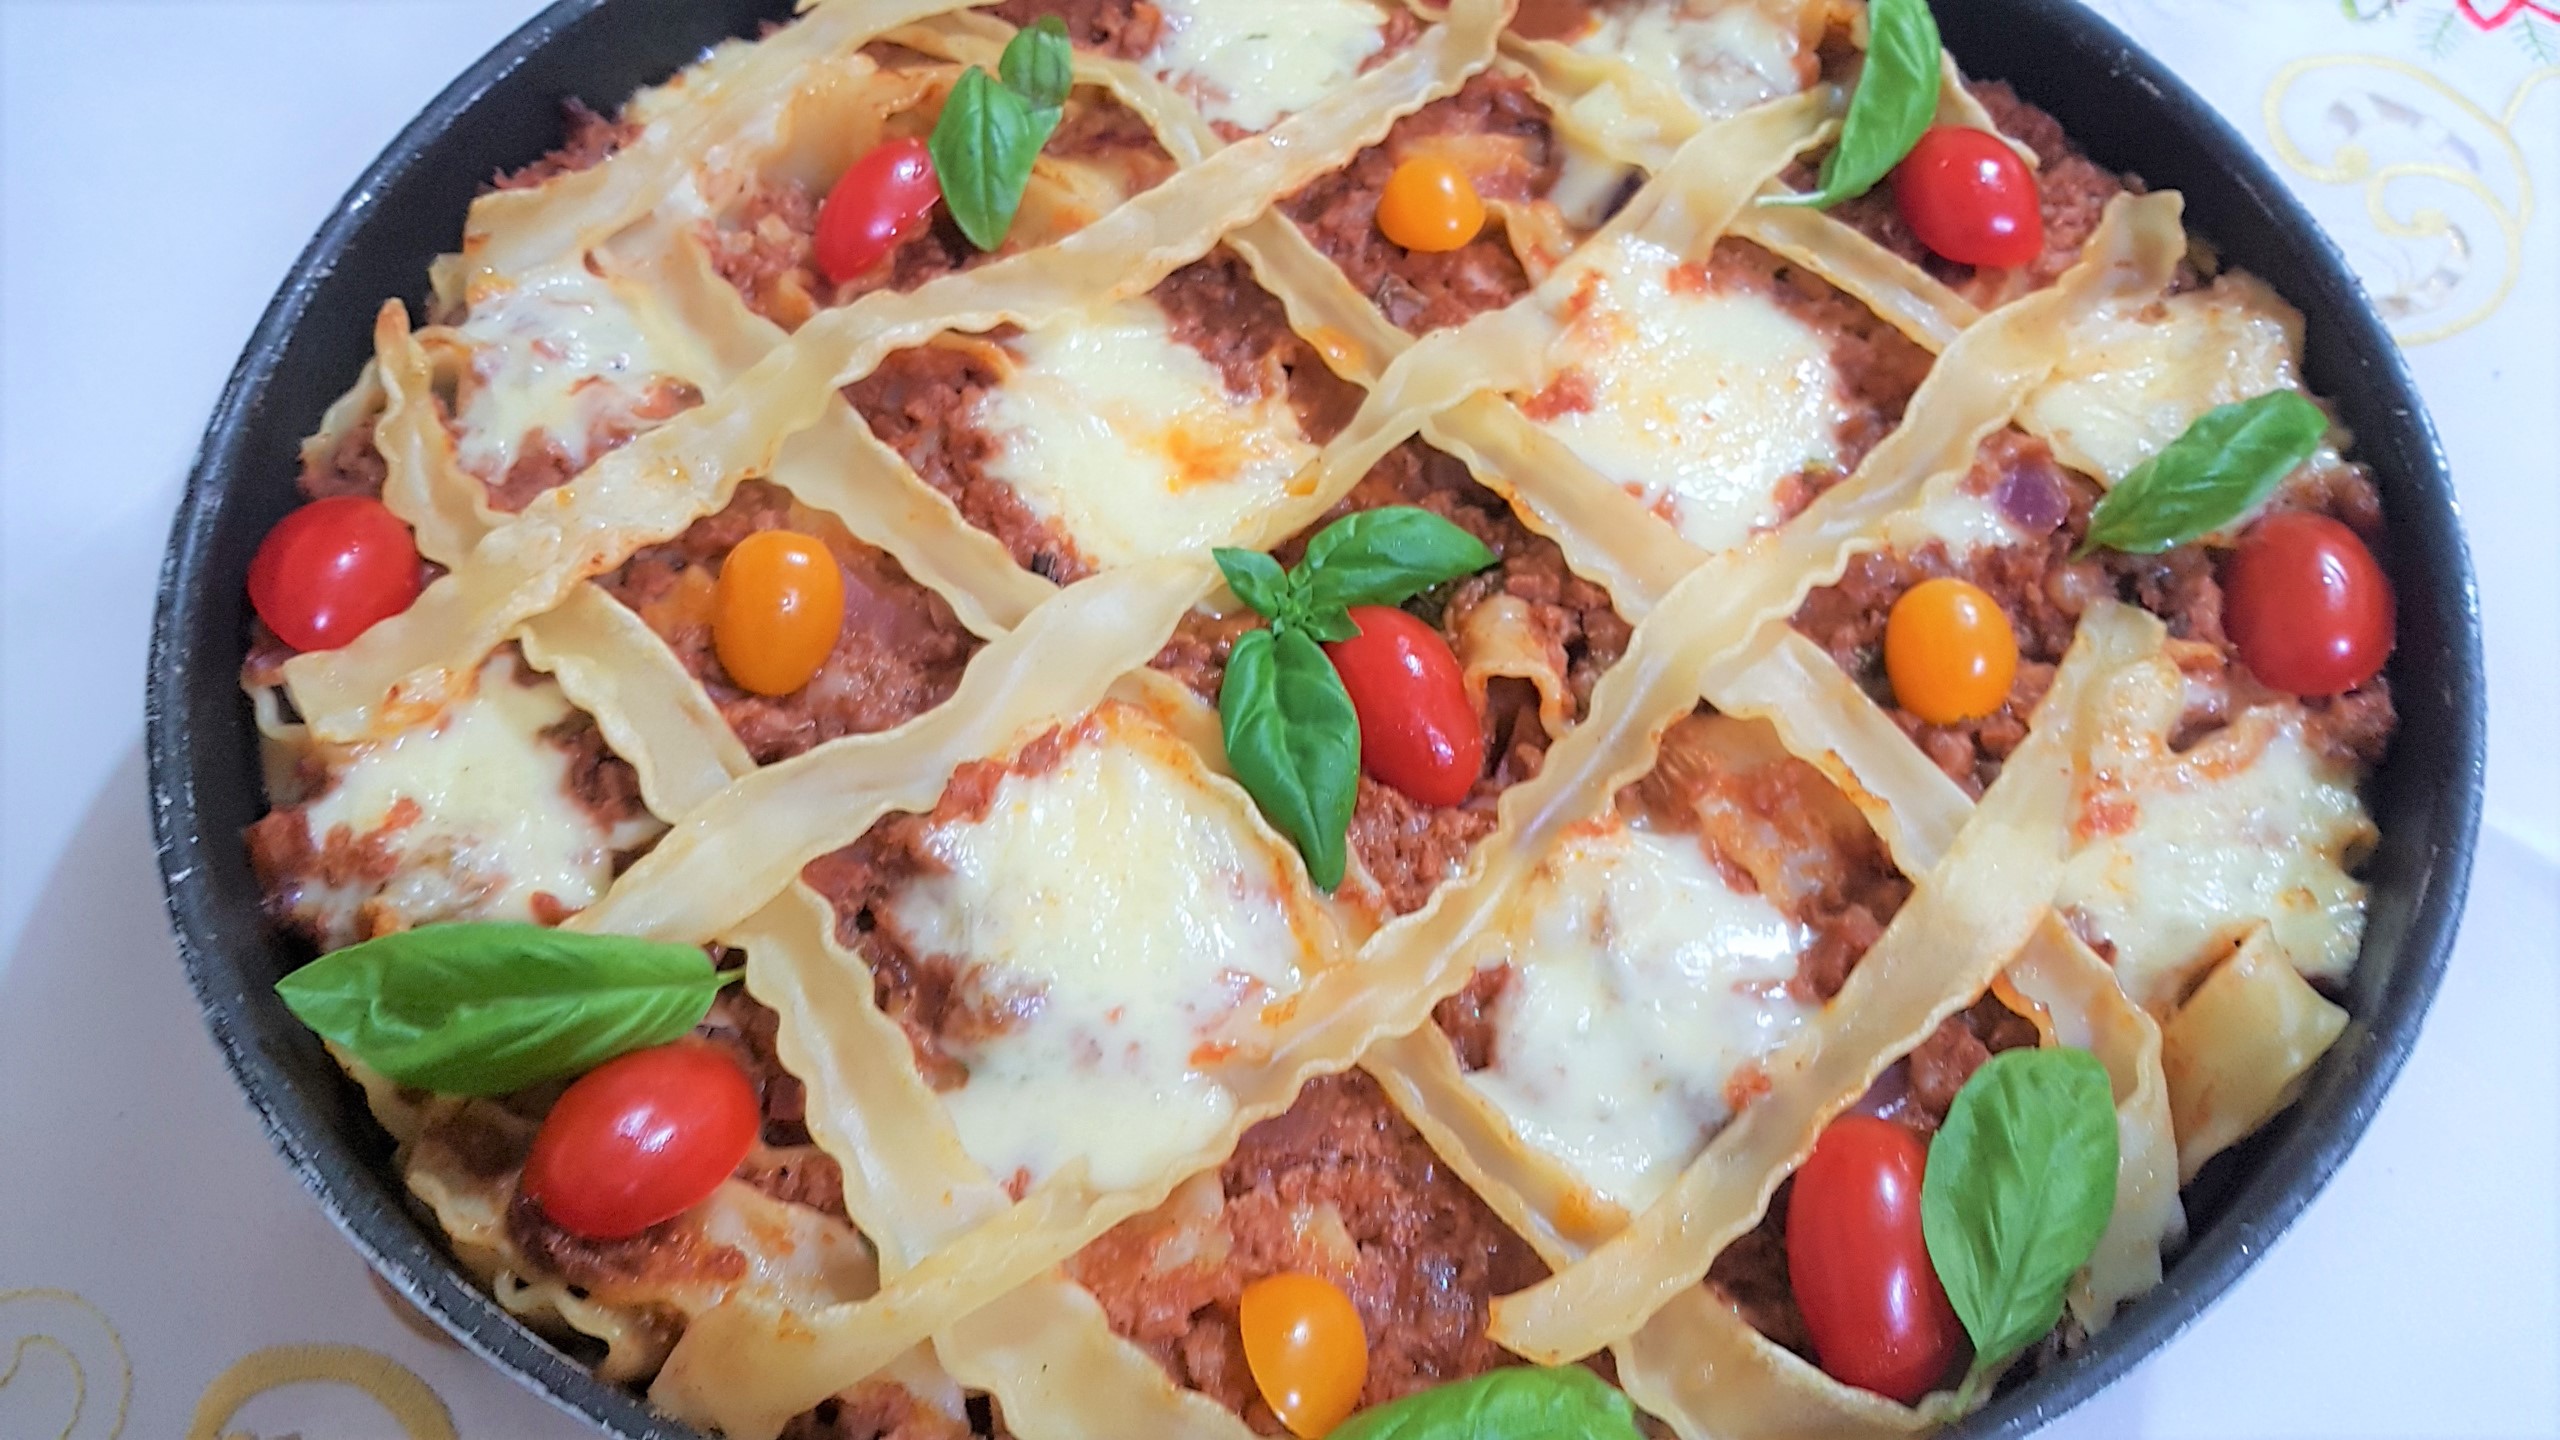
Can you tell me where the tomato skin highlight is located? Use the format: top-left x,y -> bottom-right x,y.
246,496 -> 424,652
1892,126 -> 2044,270
1884,577 -> 2019,725
1239,1272 -> 1369,1438
1786,1116 -> 1965,1405
2223,510 -> 2395,696
814,137 -> 942,285
1375,157 -> 1486,253
713,529 -> 846,697
521,1042 -> 760,1241
1323,606 -> 1482,808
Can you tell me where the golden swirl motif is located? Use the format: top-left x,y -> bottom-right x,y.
2263,56 -> 2557,343
189,1344 -> 458,1440
0,1289 -> 133,1440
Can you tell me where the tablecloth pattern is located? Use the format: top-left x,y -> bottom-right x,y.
1,1 -> 2551,1436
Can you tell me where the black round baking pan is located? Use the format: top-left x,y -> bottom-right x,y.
146,1 -> 2486,1436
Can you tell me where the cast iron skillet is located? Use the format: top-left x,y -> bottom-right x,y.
148,1 -> 2486,1435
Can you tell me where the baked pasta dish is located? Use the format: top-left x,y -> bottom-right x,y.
236,0 -> 2401,1435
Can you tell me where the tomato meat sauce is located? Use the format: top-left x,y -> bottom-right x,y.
1067,1072 -> 1548,1434
1284,73 -> 1573,335
1791,429 -> 2395,798
595,479 -> 981,764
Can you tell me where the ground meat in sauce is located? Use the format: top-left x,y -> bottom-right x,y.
1069,1072 -> 1548,1431
844,248 -> 1355,585
1284,73 -> 1561,334
482,375 -> 703,513
1707,996 -> 2041,1361
782,1390 -> 974,1440
541,710 -> 653,841
1154,440 -> 1632,915
1812,82 -> 2137,306
1791,431 -> 2395,793
299,412 -> 390,502
1711,239 -> 1936,515
797,725 -> 1084,1088
490,98 -> 639,192
1432,964 -> 1511,1071
593,478 -> 979,765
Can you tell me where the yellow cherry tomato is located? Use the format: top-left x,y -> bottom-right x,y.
1239,1272 -> 1369,1438
713,529 -> 845,696
1376,157 -> 1485,253
1884,577 -> 2018,725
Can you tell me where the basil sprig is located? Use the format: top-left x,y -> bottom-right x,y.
1210,506 -> 1495,889
1765,0 -> 1940,209
1330,1365 -> 1642,1440
1920,1047 -> 2120,1403
276,922 -> 739,1096
928,17 -> 1073,251
2079,390 -> 2328,556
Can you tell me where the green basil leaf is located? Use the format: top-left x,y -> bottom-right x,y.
275,922 -> 734,1096
1294,604 -> 1361,644
1218,626 -> 1358,890
929,66 -> 1062,252
1213,547 -> 1293,621
1331,1366 -> 1643,1440
999,15 -> 1074,112
1295,506 -> 1497,613
1921,1047 -> 2120,1389
1762,0 -> 1939,209
2079,391 -> 2328,556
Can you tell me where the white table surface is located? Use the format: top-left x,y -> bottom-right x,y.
2,2 -> 2554,1436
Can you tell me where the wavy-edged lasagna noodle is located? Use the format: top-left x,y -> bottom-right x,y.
236,0 -> 2398,1436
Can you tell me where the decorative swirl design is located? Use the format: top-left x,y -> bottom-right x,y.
0,1289 -> 133,1440
2263,56 -> 2556,343
188,1344 -> 458,1440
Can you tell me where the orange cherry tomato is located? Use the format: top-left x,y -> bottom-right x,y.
1323,605 -> 1483,808
1239,1272 -> 1369,1438
1376,157 -> 1485,253
1892,126 -> 2045,269
1787,1116 -> 1966,1404
246,495 -> 423,652
521,1042 -> 760,1240
713,529 -> 845,697
1884,577 -> 2018,725
814,136 -> 942,285
2222,510 -> 2394,696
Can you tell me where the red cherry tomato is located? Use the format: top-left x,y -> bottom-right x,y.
1786,1116 -> 1965,1405
1323,605 -> 1482,809
814,137 -> 942,285
245,495 -> 423,652
1892,126 -> 2045,269
2222,510 -> 2395,696
521,1042 -> 759,1240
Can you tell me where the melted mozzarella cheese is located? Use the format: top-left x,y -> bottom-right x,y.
1463,822 -> 1812,1211
2020,274 -> 2323,490
973,299 -> 1319,567
882,705 -> 1330,1191
288,652 -> 662,947
1880,475 -> 2027,559
1574,1 -> 1812,118
453,260 -> 702,482
2059,656 -> 2374,1015
1530,235 -> 1847,554
1146,0 -> 1390,134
